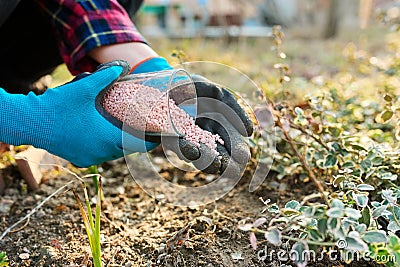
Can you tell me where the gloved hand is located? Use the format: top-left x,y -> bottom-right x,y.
183,75 -> 253,174
130,57 -> 253,174
0,60 -> 158,167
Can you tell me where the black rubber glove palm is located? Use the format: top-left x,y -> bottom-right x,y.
163,75 -> 253,174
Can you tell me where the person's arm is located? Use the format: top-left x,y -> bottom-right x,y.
89,42 -> 175,74
32,0 -> 253,174
89,42 -> 157,70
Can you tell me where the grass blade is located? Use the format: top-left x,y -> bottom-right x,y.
72,189 -> 94,250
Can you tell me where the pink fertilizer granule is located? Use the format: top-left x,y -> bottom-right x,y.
101,81 -> 224,151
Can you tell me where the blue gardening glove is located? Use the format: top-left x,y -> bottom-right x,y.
0,60 -> 158,167
125,57 -> 253,174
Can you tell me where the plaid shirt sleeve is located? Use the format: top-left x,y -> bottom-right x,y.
35,0 -> 146,75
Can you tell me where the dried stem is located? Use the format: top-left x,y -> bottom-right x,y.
280,124 -> 329,206
289,123 -> 330,151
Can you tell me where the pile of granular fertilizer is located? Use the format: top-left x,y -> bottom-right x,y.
101,81 -> 224,151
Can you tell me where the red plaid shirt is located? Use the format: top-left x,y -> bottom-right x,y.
35,0 -> 146,75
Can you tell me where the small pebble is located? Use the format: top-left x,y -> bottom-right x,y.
19,253 -> 30,260
0,199 -> 14,213
205,174 -> 216,182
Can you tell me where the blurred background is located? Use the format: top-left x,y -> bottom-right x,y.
134,0 -> 397,38
51,0 -> 400,102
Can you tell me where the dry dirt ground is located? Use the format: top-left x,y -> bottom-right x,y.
0,148 -> 383,267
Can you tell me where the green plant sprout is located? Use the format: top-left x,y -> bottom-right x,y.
88,165 -> 99,193
73,176 -> 103,267
0,252 -> 9,267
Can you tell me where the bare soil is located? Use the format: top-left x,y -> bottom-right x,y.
0,151 -> 382,267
